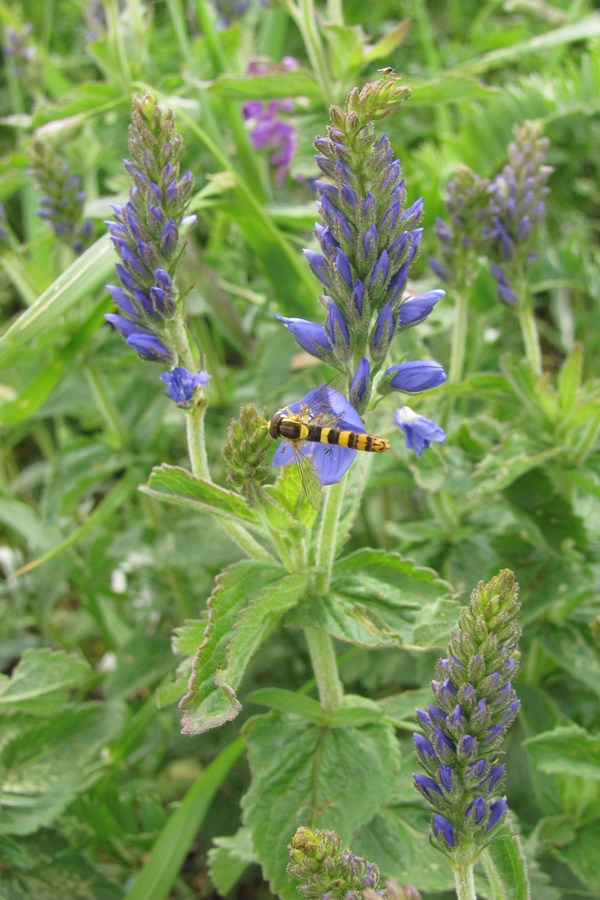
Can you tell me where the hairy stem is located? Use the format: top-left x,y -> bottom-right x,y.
453,860 -> 477,900
304,626 -> 344,710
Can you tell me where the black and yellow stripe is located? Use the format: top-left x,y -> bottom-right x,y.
307,424 -> 390,452
272,414 -> 390,452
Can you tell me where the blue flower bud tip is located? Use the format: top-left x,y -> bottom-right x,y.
387,360 -> 447,393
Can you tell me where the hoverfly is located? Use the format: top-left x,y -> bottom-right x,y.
269,383 -> 390,508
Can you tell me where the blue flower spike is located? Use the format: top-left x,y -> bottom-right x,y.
104,92 -> 194,365
274,76 -> 446,423
413,570 -> 521,866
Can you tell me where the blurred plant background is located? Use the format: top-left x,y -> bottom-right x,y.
1,1 -> 599,898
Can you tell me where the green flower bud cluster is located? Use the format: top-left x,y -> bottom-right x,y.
223,405 -> 272,505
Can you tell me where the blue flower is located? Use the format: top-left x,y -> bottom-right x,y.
395,407 -> 446,457
271,384 -> 364,485
386,360 -> 447,393
274,314 -> 333,360
160,367 -> 211,404
398,289 -> 445,329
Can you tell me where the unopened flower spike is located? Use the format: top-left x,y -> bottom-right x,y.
29,142 -> 93,255
222,405 -> 272,506
3,23 -> 40,87
287,826 -> 387,899
273,74 -> 446,468
485,121 -> 552,307
104,92 -> 198,369
413,570 -> 521,870
429,166 -> 491,286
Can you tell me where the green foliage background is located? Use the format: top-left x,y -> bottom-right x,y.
0,1 -> 599,898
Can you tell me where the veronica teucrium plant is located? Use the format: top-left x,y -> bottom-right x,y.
413,570 -> 521,898
105,81 -> 521,900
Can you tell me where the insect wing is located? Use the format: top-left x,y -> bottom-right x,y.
303,382 -> 365,432
293,445 -> 323,510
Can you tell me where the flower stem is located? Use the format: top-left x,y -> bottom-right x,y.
453,859 -> 477,900
186,405 -> 210,480
314,478 -> 345,594
448,287 -> 470,385
304,478 -> 347,710
304,626 -> 344,710
517,292 -> 542,375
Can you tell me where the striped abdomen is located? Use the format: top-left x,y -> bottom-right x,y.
306,423 -> 390,452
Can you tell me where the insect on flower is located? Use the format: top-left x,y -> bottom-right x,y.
269,383 -> 390,508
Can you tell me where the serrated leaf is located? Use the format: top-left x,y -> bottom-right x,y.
208,828 -> 257,895
242,712 -> 401,900
524,724 -> 600,781
288,550 -> 456,648
180,562 -> 308,734
354,804 -> 454,893
142,464 -> 263,527
0,648 -> 91,712
0,703 -> 125,836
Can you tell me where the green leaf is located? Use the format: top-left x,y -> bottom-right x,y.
208,827 -> 257,895
207,68 -> 322,102
557,344 -> 583,414
142,464 -> 263,527
0,828 -> 121,898
354,804 -> 455,893
0,648 -> 91,713
0,703 -> 125,836
288,550 -> 456,648
471,434 -> 563,495
536,624 -> 600,697
379,689 -> 433,729
248,689 -> 384,727
0,237 -> 115,366
242,712 -> 401,900
480,823 -> 531,900
503,468 -> 588,553
363,19 -> 410,62
456,14 -> 600,77
104,634 -> 175,700
124,739 -> 245,900
524,724 -> 600,781
180,562 -> 308,734
552,819 -> 600,894
248,688 -> 326,723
